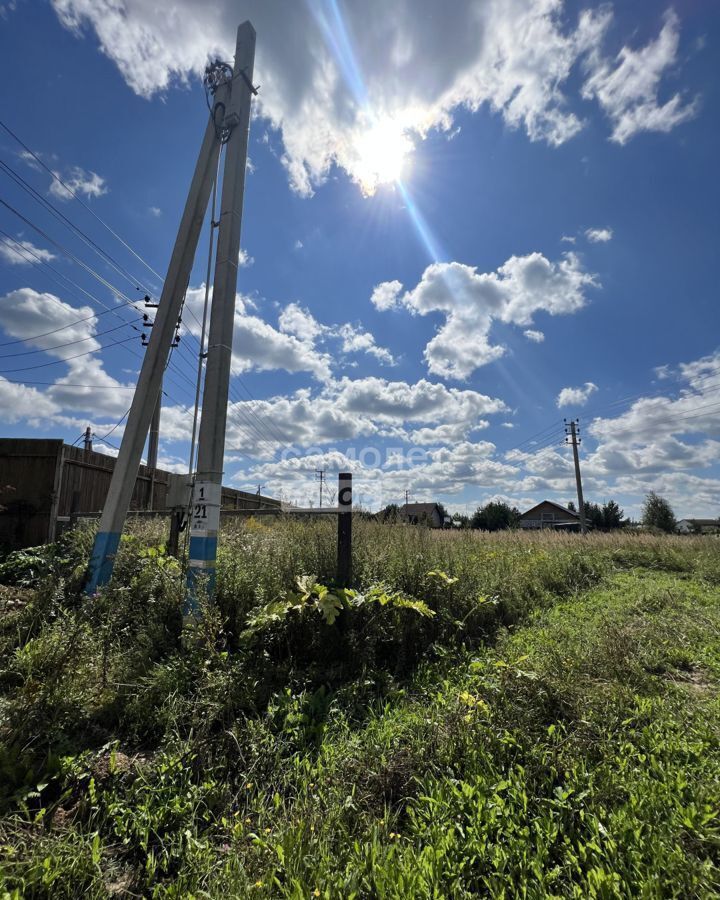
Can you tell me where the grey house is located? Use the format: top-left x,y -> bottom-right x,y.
676,518 -> 720,534
519,500 -> 581,531
401,502 -> 446,528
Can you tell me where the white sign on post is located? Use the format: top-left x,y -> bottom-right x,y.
190,480 -> 222,536
338,473 -> 352,510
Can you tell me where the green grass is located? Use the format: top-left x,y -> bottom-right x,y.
0,522 -> 719,897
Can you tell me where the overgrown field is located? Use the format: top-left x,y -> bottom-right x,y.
0,521 -> 719,897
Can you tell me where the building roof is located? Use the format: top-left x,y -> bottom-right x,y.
678,518 -> 720,526
520,500 -> 580,520
402,502 -> 441,517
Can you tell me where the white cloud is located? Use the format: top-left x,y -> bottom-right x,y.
49,2 -> 696,196
278,302 -> 322,341
48,356 -> 134,419
224,375 -> 507,456
0,288 -> 139,426
587,353 -> 720,445
238,248 -> 254,267
0,239 -> 56,266
184,287 -> 331,381
0,377 -> 60,423
226,350 -> 720,516
278,302 -> 394,366
149,206 -> 162,217
0,288 -> 100,354
0,2 -> 19,21
585,226 -> 613,243
232,306 -> 330,380
374,252 -> 597,378
337,376 -> 506,423
408,421 -> 488,445
293,239 -> 303,251
523,329 -> 545,343
582,9 -> 698,144
234,440 -> 519,509
370,280 -> 404,312
48,165 -> 108,200
336,323 -> 395,366
17,150 -> 44,172
556,382 -> 598,407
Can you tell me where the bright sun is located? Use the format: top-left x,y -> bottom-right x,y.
354,118 -> 413,194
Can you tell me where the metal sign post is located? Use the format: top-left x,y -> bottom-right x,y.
337,472 -> 352,587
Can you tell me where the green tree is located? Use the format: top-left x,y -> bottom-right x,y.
379,503 -> 400,522
471,501 -> 520,531
601,500 -> 624,529
642,492 -> 676,533
583,501 -> 605,529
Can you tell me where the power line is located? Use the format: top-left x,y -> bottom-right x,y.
93,435 -> 121,452
95,408 -> 131,442
0,379 -> 134,389
1,192 -> 279,458
0,156 -> 151,296
1,119 -> 216,382
0,334 -> 139,373
1,322 -> 130,358
0,305 -> 115,351
0,231 -> 137,325
0,117 -> 165,284
582,365 -> 720,422
0,196 -> 141,307
0,227 -> 197,405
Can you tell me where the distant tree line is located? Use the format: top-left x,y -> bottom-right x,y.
380,492 -> 683,535
568,499 -> 625,530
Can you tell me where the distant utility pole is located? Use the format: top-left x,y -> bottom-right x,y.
256,483 -> 265,509
187,22 -> 257,601
85,21 -> 257,595
565,419 -> 587,535
315,469 -> 325,508
404,489 -> 409,507
83,426 -> 92,453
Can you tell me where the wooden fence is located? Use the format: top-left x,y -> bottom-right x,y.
0,438 -> 279,551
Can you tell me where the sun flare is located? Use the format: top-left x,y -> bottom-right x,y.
354,118 -> 413,194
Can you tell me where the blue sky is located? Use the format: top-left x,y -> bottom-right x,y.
0,0 -> 718,517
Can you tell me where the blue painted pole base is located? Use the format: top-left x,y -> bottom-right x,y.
85,531 -> 121,595
185,533 -> 217,616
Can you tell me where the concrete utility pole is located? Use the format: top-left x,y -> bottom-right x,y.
83,426 -> 92,453
187,22 -> 257,601
147,393 -> 161,510
84,38 -> 243,594
566,419 -> 587,535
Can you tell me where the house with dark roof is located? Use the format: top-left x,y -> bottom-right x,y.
400,502 -> 448,528
519,500 -> 581,531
